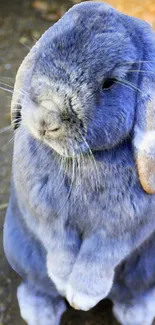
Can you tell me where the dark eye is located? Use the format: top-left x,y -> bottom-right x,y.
102,78 -> 116,90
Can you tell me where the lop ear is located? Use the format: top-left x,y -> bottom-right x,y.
133,20 -> 155,194
11,25 -> 53,129
11,47 -> 37,129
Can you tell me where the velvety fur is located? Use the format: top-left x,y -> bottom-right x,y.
3,2 -> 155,325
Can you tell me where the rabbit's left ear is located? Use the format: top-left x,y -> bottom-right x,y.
133,20 -> 155,194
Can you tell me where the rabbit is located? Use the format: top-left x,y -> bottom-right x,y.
3,1 -> 155,325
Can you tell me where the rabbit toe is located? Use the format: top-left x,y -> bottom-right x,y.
66,284 -> 105,311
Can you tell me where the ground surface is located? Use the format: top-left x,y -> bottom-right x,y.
0,0 -> 155,324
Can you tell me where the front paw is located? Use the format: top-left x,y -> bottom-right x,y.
48,271 -> 67,296
66,268 -> 114,311
46,252 -> 72,296
66,285 -> 104,311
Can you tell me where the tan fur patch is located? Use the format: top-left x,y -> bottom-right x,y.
137,153 -> 155,194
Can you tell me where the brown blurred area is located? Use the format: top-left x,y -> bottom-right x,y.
102,0 -> 155,26
0,0 -> 155,325
32,0 -> 155,27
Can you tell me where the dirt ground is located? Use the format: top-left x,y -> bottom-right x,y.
0,0 -> 155,324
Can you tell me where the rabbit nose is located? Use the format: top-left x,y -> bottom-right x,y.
46,126 -> 61,134
40,115 -> 63,137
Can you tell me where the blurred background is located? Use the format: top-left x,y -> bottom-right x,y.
0,0 -> 155,324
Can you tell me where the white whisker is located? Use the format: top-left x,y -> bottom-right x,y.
79,132 -> 100,191
0,81 -> 14,89
0,125 -> 13,134
122,69 -> 155,75
115,79 -> 144,95
0,77 -> 14,80
120,60 -> 155,66
0,135 -> 14,151
0,86 -> 13,94
58,149 -> 75,214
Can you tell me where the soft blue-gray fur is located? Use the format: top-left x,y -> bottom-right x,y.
3,2 -> 155,325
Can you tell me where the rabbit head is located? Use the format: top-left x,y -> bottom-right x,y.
11,1 -> 155,193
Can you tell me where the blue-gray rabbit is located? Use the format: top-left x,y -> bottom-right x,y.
3,1 -> 155,325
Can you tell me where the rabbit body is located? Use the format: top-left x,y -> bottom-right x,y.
3,2 -> 155,325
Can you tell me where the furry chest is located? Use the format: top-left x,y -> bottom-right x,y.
62,164 -> 146,234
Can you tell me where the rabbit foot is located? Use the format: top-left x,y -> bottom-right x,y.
17,282 -> 66,325
113,288 -> 155,325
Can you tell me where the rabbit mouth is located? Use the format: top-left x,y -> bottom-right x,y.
37,121 -> 88,157
43,136 -> 88,158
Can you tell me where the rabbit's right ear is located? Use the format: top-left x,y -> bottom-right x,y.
11,24 -> 53,129
11,47 -> 37,129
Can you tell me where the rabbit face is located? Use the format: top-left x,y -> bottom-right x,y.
17,2 -> 142,157
12,2 -> 155,167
